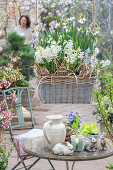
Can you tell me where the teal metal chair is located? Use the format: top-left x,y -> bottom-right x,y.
2,87 -> 55,170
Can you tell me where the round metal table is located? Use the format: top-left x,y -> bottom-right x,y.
24,136 -> 113,170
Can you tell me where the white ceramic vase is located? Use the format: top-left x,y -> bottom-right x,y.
43,115 -> 66,149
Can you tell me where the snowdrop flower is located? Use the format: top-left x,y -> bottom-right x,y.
78,18 -> 86,24
63,23 -> 66,26
49,37 -> 53,41
77,27 -> 81,32
78,19 -> 84,24
69,17 -> 75,21
59,35 -> 62,40
86,29 -> 89,35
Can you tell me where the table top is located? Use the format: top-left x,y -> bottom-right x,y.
24,136 -> 113,161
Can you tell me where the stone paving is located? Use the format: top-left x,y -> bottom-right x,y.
5,102 -> 113,170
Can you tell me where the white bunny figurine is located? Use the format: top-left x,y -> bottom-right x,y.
52,142 -> 74,155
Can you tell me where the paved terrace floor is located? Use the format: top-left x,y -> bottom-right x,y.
5,103 -> 113,170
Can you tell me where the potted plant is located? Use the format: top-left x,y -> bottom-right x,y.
34,20 -> 98,104
79,122 -> 99,140
66,111 -> 82,127
65,111 -> 84,152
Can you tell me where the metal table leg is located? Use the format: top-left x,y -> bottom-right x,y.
66,161 -> 76,170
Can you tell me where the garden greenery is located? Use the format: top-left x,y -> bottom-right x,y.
0,100 -> 14,170
0,32 -> 35,80
93,72 -> 113,141
0,136 -> 14,170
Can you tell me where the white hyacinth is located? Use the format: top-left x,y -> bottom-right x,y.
64,40 -> 73,55
35,42 -> 61,64
78,51 -> 84,60
64,40 -> 83,64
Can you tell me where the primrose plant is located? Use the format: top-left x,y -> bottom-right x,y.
79,122 -> 99,135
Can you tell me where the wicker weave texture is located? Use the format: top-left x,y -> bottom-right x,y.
38,82 -> 94,104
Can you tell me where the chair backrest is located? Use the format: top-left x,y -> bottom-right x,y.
2,87 -> 34,141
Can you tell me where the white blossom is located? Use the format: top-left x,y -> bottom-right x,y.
100,60 -> 111,68
94,48 -> 99,56
78,52 -> 84,60
55,23 -> 60,29
35,42 -> 61,64
78,18 -> 86,24
108,107 -> 113,114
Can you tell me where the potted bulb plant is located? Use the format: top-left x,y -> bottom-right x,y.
35,20 -> 98,104
66,111 -> 84,152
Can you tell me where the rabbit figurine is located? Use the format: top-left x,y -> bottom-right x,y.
99,135 -> 107,151
84,135 -> 97,152
52,142 -> 74,155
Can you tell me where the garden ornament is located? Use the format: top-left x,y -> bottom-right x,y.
52,142 -> 74,155
84,135 -> 97,152
99,135 -> 107,151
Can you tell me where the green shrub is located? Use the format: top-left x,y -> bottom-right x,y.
0,32 -> 35,80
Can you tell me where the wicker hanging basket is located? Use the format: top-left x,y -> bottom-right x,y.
34,62 -> 97,104
37,75 -> 96,104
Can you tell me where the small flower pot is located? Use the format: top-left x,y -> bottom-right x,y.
86,133 -> 100,140
71,134 -> 84,152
